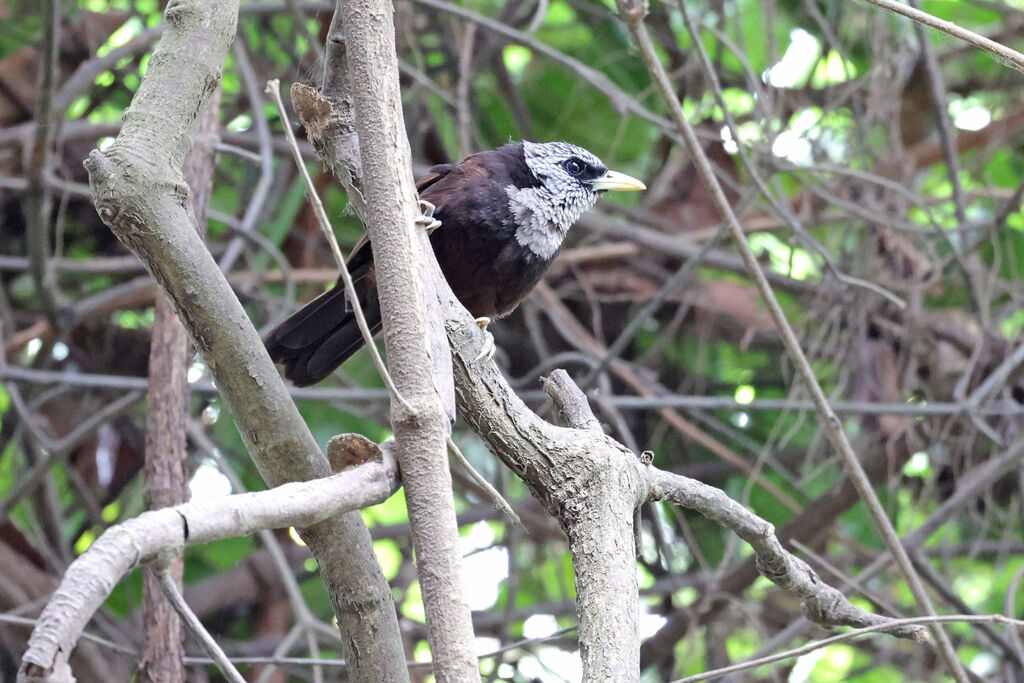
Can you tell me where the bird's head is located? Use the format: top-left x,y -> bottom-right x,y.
522,140 -> 646,200
508,141 -> 645,259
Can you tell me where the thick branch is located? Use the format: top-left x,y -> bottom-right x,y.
53,1 -> 406,680
139,88 -> 218,683
19,454 -> 400,680
299,39 -> 925,683
449,315 -> 650,679
305,1 -> 477,678
646,468 -> 927,640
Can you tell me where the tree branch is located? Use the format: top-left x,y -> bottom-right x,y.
646,467 -> 926,640
139,82 -> 218,683
19,452 -> 400,680
334,0 -> 479,677
859,0 -> 1024,74
27,0 -> 407,679
24,0 -> 65,330
616,2 -> 968,678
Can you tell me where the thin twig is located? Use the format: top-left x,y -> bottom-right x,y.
446,435 -> 522,528
0,614 -> 138,657
0,388 -> 143,520
724,435 -> 1024,677
24,0 -> 64,330
675,0 -> 906,310
907,0 -> 987,323
411,0 -> 679,136
327,1 -> 479,677
156,571 -> 247,683
672,614 -> 1024,683
618,3 -> 969,679
263,78 -> 414,413
858,0 -> 1024,74
577,225 -> 730,390
3,365 -> 1020,417
218,43 -> 275,274
188,421 -> 328,683
455,22 -> 478,158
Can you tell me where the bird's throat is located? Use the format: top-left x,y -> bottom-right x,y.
506,185 -> 586,260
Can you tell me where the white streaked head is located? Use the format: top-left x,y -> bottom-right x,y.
508,141 -> 645,259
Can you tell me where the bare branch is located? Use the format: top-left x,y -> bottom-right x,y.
646,466 -> 927,641
24,0 -> 64,330
335,0 -> 478,678
266,78 -> 412,412
48,1 -> 407,679
674,614 -> 1024,683
156,572 -> 245,683
19,454 -> 400,680
139,99 -> 217,683
859,0 -> 1024,74
617,3 -> 968,678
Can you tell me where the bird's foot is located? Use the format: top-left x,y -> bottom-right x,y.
416,200 -> 442,233
473,317 -> 495,362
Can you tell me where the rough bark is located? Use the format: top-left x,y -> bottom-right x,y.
291,5 -> 921,679
336,0 -> 479,678
447,315 -> 648,679
48,1 -> 406,680
19,454 -> 401,682
139,288 -> 189,683
139,77 -> 218,683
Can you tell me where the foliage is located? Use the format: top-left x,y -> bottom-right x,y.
0,0 -> 1022,681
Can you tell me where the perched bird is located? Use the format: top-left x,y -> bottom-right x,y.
266,141 -> 645,386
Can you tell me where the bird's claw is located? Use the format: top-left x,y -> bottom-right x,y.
416,200 -> 442,233
473,317 -> 495,362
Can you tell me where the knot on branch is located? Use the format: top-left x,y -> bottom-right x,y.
164,0 -> 196,27
328,433 -> 385,472
754,548 -> 798,587
543,369 -> 602,431
291,82 -> 365,208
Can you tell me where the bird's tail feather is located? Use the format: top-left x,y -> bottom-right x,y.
265,281 -> 380,386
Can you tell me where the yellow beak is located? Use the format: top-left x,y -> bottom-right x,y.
590,169 -> 646,192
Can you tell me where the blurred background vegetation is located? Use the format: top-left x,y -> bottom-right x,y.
1,0 -> 1023,680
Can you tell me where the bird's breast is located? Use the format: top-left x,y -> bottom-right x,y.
429,204 -> 554,319
505,185 -> 571,260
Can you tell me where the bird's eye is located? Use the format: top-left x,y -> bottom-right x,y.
563,158 -> 584,176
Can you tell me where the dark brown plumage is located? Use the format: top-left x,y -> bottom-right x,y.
266,141 -> 644,386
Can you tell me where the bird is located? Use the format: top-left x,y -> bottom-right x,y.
265,140 -> 646,386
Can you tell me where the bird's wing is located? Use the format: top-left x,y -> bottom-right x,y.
344,153 -> 494,273
416,162 -> 457,194
417,154 -> 495,204
345,233 -> 374,279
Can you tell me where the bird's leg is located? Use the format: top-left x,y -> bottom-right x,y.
473,316 -> 495,362
415,199 -> 442,233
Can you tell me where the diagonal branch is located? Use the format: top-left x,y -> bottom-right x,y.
646,467 -> 926,640
333,0 -> 478,678
858,0 -> 1024,74
30,1 -> 409,680
19,451 -> 400,680
616,2 -> 968,678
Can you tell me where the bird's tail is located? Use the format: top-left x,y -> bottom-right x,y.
265,281 -> 381,386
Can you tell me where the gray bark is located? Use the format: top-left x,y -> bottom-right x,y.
19,453 -> 401,682
286,4 -> 928,680
336,0 -> 480,679
68,1 -> 405,680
